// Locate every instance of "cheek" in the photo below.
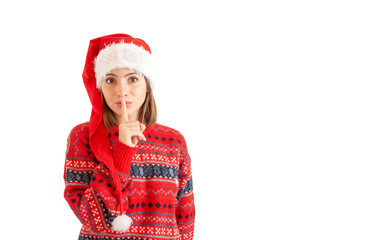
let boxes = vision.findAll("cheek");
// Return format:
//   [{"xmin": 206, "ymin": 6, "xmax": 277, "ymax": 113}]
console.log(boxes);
[
  {"xmin": 135, "ymin": 85, "xmax": 147, "ymax": 100},
  {"xmin": 102, "ymin": 88, "xmax": 115, "ymax": 104}
]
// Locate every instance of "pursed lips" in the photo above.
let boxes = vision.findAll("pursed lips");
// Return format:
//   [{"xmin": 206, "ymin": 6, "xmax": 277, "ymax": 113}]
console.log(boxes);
[{"xmin": 116, "ymin": 101, "xmax": 132, "ymax": 105}]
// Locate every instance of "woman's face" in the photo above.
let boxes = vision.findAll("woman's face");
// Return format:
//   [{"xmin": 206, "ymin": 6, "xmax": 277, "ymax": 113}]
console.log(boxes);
[{"xmin": 101, "ymin": 68, "xmax": 147, "ymax": 123}]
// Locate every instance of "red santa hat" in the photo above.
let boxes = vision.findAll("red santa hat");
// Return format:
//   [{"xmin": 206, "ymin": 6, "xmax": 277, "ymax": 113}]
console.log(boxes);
[
  {"xmin": 82, "ymin": 33, "xmax": 154, "ymax": 233},
  {"xmin": 94, "ymin": 35, "xmax": 153, "ymax": 89}
]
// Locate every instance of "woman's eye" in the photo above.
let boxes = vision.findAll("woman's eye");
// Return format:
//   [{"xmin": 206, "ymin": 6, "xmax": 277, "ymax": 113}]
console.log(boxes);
[
  {"xmin": 106, "ymin": 78, "xmax": 115, "ymax": 84},
  {"xmin": 130, "ymin": 77, "xmax": 138, "ymax": 83}
]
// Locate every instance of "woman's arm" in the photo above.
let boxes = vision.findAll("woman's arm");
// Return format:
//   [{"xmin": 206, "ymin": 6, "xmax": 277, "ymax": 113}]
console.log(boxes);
[
  {"xmin": 175, "ymin": 135, "xmax": 195, "ymax": 240},
  {"xmin": 63, "ymin": 123, "xmax": 137, "ymax": 233}
]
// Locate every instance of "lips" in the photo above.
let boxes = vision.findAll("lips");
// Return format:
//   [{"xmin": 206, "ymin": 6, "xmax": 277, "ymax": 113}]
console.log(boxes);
[{"xmin": 116, "ymin": 101, "xmax": 132, "ymax": 106}]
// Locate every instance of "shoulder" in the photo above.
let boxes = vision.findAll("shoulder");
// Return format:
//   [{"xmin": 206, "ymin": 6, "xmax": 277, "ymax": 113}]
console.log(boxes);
[
  {"xmin": 66, "ymin": 121, "xmax": 93, "ymax": 157},
  {"xmin": 151, "ymin": 123, "xmax": 185, "ymax": 137},
  {"xmin": 150, "ymin": 123, "xmax": 189, "ymax": 148},
  {"xmin": 69, "ymin": 121, "xmax": 89, "ymax": 133},
  {"xmin": 67, "ymin": 121, "xmax": 90, "ymax": 142},
  {"xmin": 151, "ymin": 124, "xmax": 192, "ymax": 168}
]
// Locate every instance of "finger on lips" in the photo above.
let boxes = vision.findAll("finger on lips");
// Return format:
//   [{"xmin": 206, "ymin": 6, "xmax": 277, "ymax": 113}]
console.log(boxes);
[
  {"xmin": 119, "ymin": 98, "xmax": 146, "ymax": 144},
  {"xmin": 120, "ymin": 98, "xmax": 130, "ymax": 123}
]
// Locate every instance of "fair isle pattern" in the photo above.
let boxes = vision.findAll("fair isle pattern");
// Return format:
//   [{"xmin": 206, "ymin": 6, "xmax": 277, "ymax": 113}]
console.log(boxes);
[{"xmin": 64, "ymin": 122, "xmax": 195, "ymax": 240}]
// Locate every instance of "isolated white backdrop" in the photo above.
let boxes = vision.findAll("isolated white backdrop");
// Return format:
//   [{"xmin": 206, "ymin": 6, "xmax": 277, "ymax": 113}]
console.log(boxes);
[{"xmin": 0, "ymin": 0, "xmax": 365, "ymax": 239}]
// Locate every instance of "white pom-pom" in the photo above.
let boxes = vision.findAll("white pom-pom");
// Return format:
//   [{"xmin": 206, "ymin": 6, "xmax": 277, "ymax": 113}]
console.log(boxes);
[{"xmin": 111, "ymin": 214, "xmax": 133, "ymax": 232}]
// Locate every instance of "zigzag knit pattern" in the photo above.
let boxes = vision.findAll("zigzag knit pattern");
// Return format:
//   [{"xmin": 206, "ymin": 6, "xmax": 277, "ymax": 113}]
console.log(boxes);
[{"xmin": 64, "ymin": 122, "xmax": 195, "ymax": 240}]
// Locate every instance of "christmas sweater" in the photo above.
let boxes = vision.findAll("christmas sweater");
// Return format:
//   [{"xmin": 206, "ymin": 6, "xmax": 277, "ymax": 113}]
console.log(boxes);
[{"xmin": 64, "ymin": 122, "xmax": 195, "ymax": 240}]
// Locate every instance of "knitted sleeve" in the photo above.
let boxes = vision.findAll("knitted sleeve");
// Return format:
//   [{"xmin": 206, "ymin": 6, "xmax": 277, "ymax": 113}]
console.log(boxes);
[
  {"xmin": 175, "ymin": 134, "xmax": 195, "ymax": 240},
  {"xmin": 63, "ymin": 123, "xmax": 136, "ymax": 233}
]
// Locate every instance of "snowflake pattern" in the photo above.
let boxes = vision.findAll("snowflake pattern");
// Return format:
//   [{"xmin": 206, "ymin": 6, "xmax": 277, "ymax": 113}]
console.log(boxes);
[{"xmin": 65, "ymin": 122, "xmax": 194, "ymax": 239}]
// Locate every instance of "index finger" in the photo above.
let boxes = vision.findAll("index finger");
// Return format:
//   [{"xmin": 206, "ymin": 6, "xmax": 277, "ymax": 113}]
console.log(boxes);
[{"xmin": 120, "ymin": 98, "xmax": 129, "ymax": 123}]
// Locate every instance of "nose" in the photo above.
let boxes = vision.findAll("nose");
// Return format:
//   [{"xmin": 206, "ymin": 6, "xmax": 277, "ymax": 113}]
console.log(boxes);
[{"xmin": 117, "ymin": 80, "xmax": 129, "ymax": 98}]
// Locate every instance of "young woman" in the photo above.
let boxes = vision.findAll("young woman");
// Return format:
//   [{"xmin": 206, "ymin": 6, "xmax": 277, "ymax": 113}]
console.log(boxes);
[{"xmin": 64, "ymin": 34, "xmax": 195, "ymax": 240}]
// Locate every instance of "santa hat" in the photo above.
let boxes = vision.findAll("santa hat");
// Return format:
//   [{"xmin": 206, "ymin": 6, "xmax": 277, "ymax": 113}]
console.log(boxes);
[
  {"xmin": 94, "ymin": 36, "xmax": 153, "ymax": 89},
  {"xmin": 82, "ymin": 33, "xmax": 154, "ymax": 233}
]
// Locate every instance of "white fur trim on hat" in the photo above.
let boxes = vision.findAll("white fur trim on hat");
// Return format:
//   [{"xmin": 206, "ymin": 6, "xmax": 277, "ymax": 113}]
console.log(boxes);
[{"xmin": 94, "ymin": 41, "xmax": 153, "ymax": 89}]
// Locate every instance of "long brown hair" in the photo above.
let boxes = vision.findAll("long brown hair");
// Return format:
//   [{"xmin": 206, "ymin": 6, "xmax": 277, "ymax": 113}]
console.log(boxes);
[{"xmin": 100, "ymin": 77, "xmax": 157, "ymax": 130}]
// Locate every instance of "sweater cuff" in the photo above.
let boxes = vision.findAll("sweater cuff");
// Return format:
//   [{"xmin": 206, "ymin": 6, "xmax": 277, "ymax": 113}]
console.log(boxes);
[{"xmin": 112, "ymin": 141, "xmax": 138, "ymax": 175}]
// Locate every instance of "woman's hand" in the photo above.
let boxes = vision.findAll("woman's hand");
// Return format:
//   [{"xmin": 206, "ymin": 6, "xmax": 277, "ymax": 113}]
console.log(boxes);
[{"xmin": 118, "ymin": 98, "xmax": 147, "ymax": 147}]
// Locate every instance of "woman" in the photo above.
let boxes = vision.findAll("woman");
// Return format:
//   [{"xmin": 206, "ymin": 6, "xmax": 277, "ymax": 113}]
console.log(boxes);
[{"xmin": 64, "ymin": 34, "xmax": 195, "ymax": 240}]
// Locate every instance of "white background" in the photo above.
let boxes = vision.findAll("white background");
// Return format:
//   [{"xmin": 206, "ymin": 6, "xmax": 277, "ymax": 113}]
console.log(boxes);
[{"xmin": 1, "ymin": 0, "xmax": 365, "ymax": 239}]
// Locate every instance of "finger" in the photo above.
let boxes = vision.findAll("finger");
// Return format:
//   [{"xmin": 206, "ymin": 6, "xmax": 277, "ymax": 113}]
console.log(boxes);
[
  {"xmin": 132, "ymin": 136, "xmax": 138, "ymax": 145},
  {"xmin": 134, "ymin": 133, "xmax": 146, "ymax": 142},
  {"xmin": 140, "ymin": 123, "xmax": 146, "ymax": 132},
  {"xmin": 141, "ymin": 134, "xmax": 147, "ymax": 141},
  {"xmin": 137, "ymin": 123, "xmax": 146, "ymax": 141},
  {"xmin": 138, "ymin": 133, "xmax": 147, "ymax": 142},
  {"xmin": 120, "ymin": 98, "xmax": 129, "ymax": 123}
]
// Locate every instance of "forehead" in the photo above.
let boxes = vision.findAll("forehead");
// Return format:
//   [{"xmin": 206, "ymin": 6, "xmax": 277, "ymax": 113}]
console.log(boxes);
[{"xmin": 108, "ymin": 68, "xmax": 138, "ymax": 75}]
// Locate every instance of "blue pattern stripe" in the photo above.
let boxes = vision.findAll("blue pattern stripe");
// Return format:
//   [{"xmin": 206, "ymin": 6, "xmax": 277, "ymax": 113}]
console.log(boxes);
[{"xmin": 130, "ymin": 164, "xmax": 178, "ymax": 179}]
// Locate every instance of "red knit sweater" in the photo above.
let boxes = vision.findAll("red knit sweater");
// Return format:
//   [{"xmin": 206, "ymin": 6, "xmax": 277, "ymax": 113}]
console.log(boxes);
[{"xmin": 64, "ymin": 122, "xmax": 195, "ymax": 240}]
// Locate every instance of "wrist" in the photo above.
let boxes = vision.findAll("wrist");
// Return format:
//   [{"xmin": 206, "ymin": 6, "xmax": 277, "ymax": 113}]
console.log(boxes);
[{"xmin": 112, "ymin": 140, "xmax": 138, "ymax": 175}]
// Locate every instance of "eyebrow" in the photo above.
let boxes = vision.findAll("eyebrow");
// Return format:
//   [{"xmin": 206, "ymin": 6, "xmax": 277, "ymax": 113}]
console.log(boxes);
[
  {"xmin": 105, "ymin": 72, "xmax": 139, "ymax": 78},
  {"xmin": 106, "ymin": 73, "xmax": 117, "ymax": 77},
  {"xmin": 123, "ymin": 72, "xmax": 139, "ymax": 77}
]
